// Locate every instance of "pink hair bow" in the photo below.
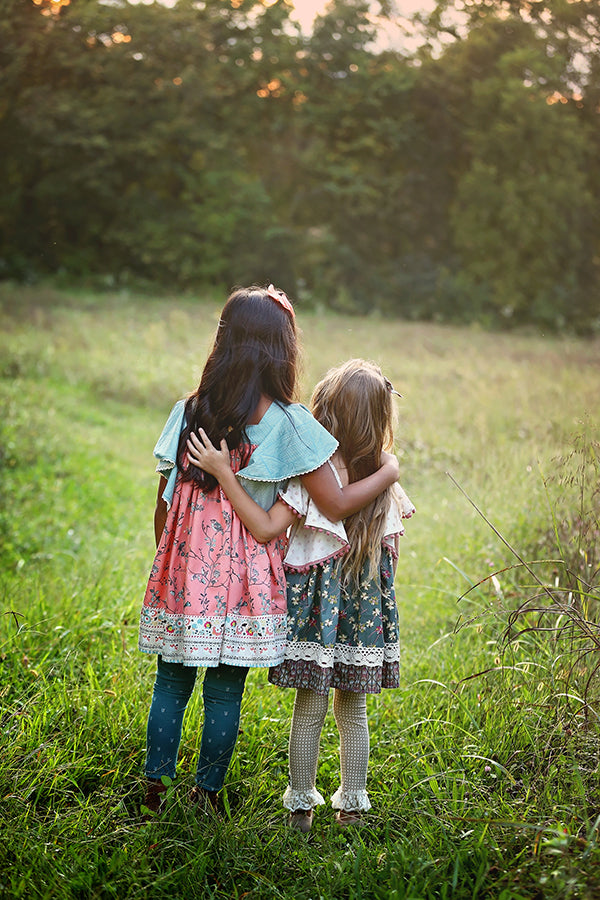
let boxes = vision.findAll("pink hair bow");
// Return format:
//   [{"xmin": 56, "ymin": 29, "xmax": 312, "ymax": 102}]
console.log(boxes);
[{"xmin": 266, "ymin": 283, "xmax": 295, "ymax": 319}]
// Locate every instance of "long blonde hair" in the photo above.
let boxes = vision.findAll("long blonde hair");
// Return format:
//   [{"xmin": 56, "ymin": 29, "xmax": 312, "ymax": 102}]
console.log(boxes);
[{"xmin": 311, "ymin": 359, "xmax": 398, "ymax": 584}]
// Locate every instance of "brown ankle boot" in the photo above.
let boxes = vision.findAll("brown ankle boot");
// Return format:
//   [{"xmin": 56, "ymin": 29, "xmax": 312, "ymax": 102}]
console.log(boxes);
[
  {"xmin": 189, "ymin": 785, "xmax": 220, "ymax": 813},
  {"xmin": 289, "ymin": 809, "xmax": 313, "ymax": 833},
  {"xmin": 334, "ymin": 809, "xmax": 364, "ymax": 828},
  {"xmin": 141, "ymin": 779, "xmax": 168, "ymax": 817}
]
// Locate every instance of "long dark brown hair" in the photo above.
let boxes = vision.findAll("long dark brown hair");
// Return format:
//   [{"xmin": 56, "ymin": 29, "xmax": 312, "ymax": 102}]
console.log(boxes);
[
  {"xmin": 311, "ymin": 359, "xmax": 397, "ymax": 583},
  {"xmin": 178, "ymin": 285, "xmax": 298, "ymax": 492}
]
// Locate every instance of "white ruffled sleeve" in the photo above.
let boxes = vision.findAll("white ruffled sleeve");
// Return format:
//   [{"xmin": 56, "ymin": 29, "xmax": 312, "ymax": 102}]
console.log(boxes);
[
  {"xmin": 383, "ymin": 482, "xmax": 416, "ymax": 553},
  {"xmin": 279, "ymin": 472, "xmax": 349, "ymax": 572}
]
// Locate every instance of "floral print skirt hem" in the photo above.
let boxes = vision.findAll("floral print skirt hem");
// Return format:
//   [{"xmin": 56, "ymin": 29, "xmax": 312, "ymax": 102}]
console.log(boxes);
[
  {"xmin": 269, "ymin": 659, "xmax": 400, "ymax": 694},
  {"xmin": 139, "ymin": 612, "xmax": 288, "ymax": 668}
]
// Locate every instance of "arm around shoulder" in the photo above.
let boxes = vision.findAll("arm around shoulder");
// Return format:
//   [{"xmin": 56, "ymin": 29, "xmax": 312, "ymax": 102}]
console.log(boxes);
[
  {"xmin": 301, "ymin": 451, "xmax": 399, "ymax": 522},
  {"xmin": 215, "ymin": 466, "xmax": 295, "ymax": 542},
  {"xmin": 186, "ymin": 429, "xmax": 295, "ymax": 542}
]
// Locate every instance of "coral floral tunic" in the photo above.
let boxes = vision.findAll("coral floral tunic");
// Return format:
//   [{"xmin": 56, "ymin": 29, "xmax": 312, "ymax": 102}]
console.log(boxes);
[{"xmin": 138, "ymin": 399, "xmax": 337, "ymax": 668}]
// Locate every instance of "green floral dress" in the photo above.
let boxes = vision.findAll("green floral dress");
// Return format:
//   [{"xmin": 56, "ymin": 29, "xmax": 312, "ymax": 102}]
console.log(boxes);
[{"xmin": 269, "ymin": 473, "xmax": 415, "ymax": 694}]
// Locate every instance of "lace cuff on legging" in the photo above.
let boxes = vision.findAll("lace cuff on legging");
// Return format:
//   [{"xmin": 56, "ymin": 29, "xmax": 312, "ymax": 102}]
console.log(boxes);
[
  {"xmin": 331, "ymin": 787, "xmax": 371, "ymax": 812},
  {"xmin": 282, "ymin": 785, "xmax": 325, "ymax": 811}
]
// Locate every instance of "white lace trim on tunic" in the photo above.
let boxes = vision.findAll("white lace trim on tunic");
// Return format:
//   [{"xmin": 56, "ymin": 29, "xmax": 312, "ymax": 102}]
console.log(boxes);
[{"xmin": 138, "ymin": 612, "xmax": 287, "ymax": 668}]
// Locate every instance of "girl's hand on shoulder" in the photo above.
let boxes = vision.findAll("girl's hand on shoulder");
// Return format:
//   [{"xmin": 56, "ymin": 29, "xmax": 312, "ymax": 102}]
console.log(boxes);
[
  {"xmin": 381, "ymin": 450, "xmax": 400, "ymax": 482},
  {"xmin": 187, "ymin": 429, "xmax": 232, "ymax": 478}
]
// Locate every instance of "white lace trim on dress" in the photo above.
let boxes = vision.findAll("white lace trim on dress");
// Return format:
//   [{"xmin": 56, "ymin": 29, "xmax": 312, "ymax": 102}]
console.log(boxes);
[{"xmin": 282, "ymin": 640, "xmax": 400, "ymax": 667}]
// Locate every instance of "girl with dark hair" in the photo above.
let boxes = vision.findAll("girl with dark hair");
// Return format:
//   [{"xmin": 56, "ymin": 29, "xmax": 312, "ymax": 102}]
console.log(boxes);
[
  {"xmin": 138, "ymin": 288, "xmax": 399, "ymax": 814},
  {"xmin": 189, "ymin": 359, "xmax": 414, "ymax": 831}
]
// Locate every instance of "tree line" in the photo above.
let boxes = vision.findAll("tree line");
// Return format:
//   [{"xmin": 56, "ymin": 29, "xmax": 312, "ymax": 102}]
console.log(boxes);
[{"xmin": 2, "ymin": 0, "xmax": 599, "ymax": 330}]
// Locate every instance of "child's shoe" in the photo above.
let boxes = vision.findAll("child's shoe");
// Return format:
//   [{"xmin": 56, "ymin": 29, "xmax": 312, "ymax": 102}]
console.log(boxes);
[
  {"xmin": 289, "ymin": 808, "xmax": 313, "ymax": 833},
  {"xmin": 141, "ymin": 779, "xmax": 168, "ymax": 818},
  {"xmin": 334, "ymin": 809, "xmax": 364, "ymax": 828},
  {"xmin": 189, "ymin": 784, "xmax": 220, "ymax": 814}
]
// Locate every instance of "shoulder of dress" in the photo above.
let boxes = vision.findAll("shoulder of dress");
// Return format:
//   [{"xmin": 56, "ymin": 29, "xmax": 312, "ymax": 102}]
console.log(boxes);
[
  {"xmin": 268, "ymin": 401, "xmax": 312, "ymax": 424},
  {"xmin": 287, "ymin": 401, "xmax": 314, "ymax": 419}
]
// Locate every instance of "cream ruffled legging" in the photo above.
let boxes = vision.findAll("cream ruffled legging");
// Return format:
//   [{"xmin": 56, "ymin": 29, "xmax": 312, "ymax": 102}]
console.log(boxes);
[{"xmin": 282, "ymin": 688, "xmax": 371, "ymax": 813}]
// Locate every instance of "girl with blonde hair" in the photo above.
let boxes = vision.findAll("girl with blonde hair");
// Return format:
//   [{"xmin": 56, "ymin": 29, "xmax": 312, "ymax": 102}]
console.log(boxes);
[{"xmin": 189, "ymin": 358, "xmax": 414, "ymax": 829}]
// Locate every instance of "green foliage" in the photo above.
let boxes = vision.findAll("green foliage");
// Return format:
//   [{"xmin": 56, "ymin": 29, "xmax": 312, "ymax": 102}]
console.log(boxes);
[
  {"xmin": 1, "ymin": 0, "xmax": 599, "ymax": 329},
  {"xmin": 442, "ymin": 16, "xmax": 595, "ymax": 328},
  {"xmin": 1, "ymin": 287, "xmax": 600, "ymax": 897}
]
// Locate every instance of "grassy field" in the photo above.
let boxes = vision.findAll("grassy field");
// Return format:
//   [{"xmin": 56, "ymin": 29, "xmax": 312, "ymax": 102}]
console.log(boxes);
[{"xmin": 1, "ymin": 283, "xmax": 599, "ymax": 899}]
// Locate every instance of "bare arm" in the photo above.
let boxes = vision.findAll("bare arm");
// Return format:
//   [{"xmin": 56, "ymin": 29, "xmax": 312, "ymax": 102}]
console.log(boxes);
[
  {"xmin": 300, "ymin": 451, "xmax": 399, "ymax": 522},
  {"xmin": 154, "ymin": 476, "xmax": 168, "ymax": 547},
  {"xmin": 186, "ymin": 429, "xmax": 399, "ymax": 527},
  {"xmin": 186, "ymin": 430, "xmax": 296, "ymax": 543}
]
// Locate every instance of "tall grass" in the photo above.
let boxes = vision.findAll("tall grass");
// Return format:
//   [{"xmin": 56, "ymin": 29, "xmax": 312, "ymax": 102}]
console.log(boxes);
[{"xmin": 1, "ymin": 283, "xmax": 600, "ymax": 899}]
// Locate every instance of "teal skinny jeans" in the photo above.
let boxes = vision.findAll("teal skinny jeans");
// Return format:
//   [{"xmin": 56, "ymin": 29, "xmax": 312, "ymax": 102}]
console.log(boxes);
[{"xmin": 145, "ymin": 657, "xmax": 248, "ymax": 792}]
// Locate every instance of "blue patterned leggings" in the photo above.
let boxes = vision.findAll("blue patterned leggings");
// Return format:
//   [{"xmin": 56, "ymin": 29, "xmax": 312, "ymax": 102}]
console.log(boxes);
[{"xmin": 144, "ymin": 657, "xmax": 248, "ymax": 792}]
